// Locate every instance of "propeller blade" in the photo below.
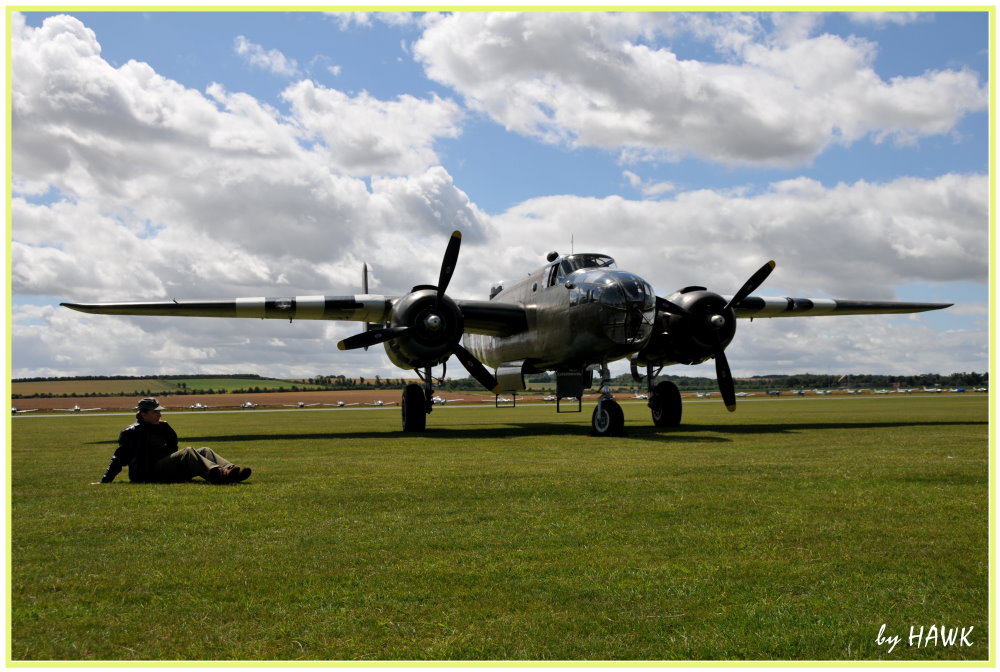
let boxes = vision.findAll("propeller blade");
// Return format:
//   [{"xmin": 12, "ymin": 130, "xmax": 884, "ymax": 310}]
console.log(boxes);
[
  {"xmin": 437, "ymin": 230, "xmax": 462, "ymax": 301},
  {"xmin": 726, "ymin": 260, "xmax": 776, "ymax": 311},
  {"xmin": 451, "ymin": 342, "xmax": 500, "ymax": 394},
  {"xmin": 337, "ymin": 326, "xmax": 409, "ymax": 351},
  {"xmin": 656, "ymin": 296, "xmax": 691, "ymax": 316},
  {"xmin": 715, "ymin": 348, "xmax": 737, "ymax": 412}
]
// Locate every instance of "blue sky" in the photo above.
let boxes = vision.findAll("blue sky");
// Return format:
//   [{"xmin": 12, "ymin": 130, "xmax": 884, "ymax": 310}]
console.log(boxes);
[{"xmin": 9, "ymin": 9, "xmax": 991, "ymax": 381}]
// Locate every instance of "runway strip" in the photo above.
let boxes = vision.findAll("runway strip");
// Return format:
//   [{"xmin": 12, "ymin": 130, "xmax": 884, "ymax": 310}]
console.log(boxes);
[{"xmin": 12, "ymin": 392, "xmax": 985, "ymax": 419}]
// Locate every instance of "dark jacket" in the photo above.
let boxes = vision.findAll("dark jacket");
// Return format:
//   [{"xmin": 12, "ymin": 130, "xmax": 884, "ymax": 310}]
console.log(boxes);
[{"xmin": 100, "ymin": 419, "xmax": 179, "ymax": 483}]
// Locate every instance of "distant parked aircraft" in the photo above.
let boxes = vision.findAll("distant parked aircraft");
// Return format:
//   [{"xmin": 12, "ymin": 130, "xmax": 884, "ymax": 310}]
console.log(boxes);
[
  {"xmin": 240, "ymin": 401, "xmax": 259, "ymax": 409},
  {"xmin": 284, "ymin": 402, "xmax": 320, "ymax": 408},
  {"xmin": 55, "ymin": 404, "xmax": 101, "ymax": 412},
  {"xmin": 12, "ymin": 407, "xmax": 38, "ymax": 414}
]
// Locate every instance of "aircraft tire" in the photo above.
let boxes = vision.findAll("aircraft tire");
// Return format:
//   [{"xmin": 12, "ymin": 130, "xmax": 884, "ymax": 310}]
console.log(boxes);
[
  {"xmin": 650, "ymin": 380, "xmax": 682, "ymax": 427},
  {"xmin": 591, "ymin": 399, "xmax": 625, "ymax": 437},
  {"xmin": 401, "ymin": 383, "xmax": 426, "ymax": 432}
]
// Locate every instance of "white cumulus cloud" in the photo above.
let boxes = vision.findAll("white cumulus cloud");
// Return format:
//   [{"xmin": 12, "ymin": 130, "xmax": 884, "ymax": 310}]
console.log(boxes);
[
  {"xmin": 413, "ymin": 12, "xmax": 986, "ymax": 166},
  {"xmin": 234, "ymin": 35, "xmax": 300, "ymax": 77}
]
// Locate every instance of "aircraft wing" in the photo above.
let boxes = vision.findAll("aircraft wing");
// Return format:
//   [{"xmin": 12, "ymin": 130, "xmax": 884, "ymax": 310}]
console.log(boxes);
[
  {"xmin": 733, "ymin": 296, "xmax": 952, "ymax": 318},
  {"xmin": 62, "ymin": 292, "xmax": 941, "ymax": 328},
  {"xmin": 60, "ymin": 295, "xmax": 531, "ymax": 336},
  {"xmin": 60, "ymin": 295, "xmax": 395, "ymax": 322},
  {"xmin": 456, "ymin": 300, "xmax": 529, "ymax": 337}
]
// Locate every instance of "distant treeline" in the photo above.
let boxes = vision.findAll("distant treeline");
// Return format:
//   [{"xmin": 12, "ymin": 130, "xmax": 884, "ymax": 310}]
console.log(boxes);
[{"xmin": 13, "ymin": 374, "xmax": 267, "ymax": 383}]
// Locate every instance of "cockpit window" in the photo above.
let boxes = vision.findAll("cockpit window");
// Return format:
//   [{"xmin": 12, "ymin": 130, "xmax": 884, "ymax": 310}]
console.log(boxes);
[
  {"xmin": 560, "ymin": 254, "xmax": 616, "ymax": 274},
  {"xmin": 547, "ymin": 254, "xmax": 618, "ymax": 288}
]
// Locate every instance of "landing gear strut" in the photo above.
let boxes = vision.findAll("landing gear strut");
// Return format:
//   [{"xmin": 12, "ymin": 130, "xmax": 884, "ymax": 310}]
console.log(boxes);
[{"xmin": 591, "ymin": 363, "xmax": 625, "ymax": 437}]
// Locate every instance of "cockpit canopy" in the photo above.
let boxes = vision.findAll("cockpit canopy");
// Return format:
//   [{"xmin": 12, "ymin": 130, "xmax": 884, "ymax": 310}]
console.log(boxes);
[
  {"xmin": 550, "ymin": 254, "xmax": 617, "ymax": 286},
  {"xmin": 561, "ymin": 254, "xmax": 616, "ymax": 274}
]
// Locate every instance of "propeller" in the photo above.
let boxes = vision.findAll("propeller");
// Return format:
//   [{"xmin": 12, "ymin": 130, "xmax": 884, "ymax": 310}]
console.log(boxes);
[
  {"xmin": 337, "ymin": 325, "xmax": 410, "ymax": 351},
  {"xmin": 711, "ymin": 260, "xmax": 775, "ymax": 411},
  {"xmin": 337, "ymin": 231, "xmax": 501, "ymax": 394},
  {"xmin": 452, "ymin": 342, "xmax": 501, "ymax": 393},
  {"xmin": 726, "ymin": 260, "xmax": 775, "ymax": 313},
  {"xmin": 437, "ymin": 230, "xmax": 462, "ymax": 302}
]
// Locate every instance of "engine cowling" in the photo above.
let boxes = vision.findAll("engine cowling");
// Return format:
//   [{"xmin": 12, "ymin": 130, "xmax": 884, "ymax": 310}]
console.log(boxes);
[
  {"xmin": 635, "ymin": 287, "xmax": 736, "ymax": 367},
  {"xmin": 383, "ymin": 286, "xmax": 465, "ymax": 370}
]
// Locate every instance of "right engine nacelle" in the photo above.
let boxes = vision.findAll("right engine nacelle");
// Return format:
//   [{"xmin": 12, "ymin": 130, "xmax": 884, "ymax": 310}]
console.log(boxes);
[{"xmin": 635, "ymin": 287, "xmax": 737, "ymax": 367}]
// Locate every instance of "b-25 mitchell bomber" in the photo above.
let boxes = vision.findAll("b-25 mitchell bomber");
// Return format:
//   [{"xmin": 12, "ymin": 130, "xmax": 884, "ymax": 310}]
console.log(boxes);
[{"xmin": 62, "ymin": 231, "xmax": 950, "ymax": 436}]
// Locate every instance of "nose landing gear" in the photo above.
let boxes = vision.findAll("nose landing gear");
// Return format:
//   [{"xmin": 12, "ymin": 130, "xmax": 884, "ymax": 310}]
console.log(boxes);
[{"xmin": 591, "ymin": 363, "xmax": 626, "ymax": 437}]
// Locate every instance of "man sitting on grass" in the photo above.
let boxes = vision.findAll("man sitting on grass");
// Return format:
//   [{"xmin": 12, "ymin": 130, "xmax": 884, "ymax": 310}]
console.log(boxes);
[{"xmin": 93, "ymin": 397, "xmax": 252, "ymax": 485}]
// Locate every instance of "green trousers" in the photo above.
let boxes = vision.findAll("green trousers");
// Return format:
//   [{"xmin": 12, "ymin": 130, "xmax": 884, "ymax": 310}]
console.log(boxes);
[{"xmin": 153, "ymin": 447, "xmax": 234, "ymax": 483}]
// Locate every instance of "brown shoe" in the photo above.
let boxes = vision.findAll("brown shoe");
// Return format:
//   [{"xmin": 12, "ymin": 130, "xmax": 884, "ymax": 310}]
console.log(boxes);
[{"xmin": 223, "ymin": 465, "xmax": 252, "ymax": 483}]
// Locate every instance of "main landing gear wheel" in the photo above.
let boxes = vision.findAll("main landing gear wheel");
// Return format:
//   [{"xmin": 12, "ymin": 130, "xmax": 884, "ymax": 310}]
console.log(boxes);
[
  {"xmin": 401, "ymin": 383, "xmax": 426, "ymax": 432},
  {"xmin": 650, "ymin": 380, "xmax": 682, "ymax": 427},
  {"xmin": 592, "ymin": 399, "xmax": 625, "ymax": 437}
]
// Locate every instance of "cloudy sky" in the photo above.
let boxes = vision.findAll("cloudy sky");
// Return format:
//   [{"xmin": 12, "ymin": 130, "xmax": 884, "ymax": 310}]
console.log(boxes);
[{"xmin": 10, "ymin": 9, "xmax": 990, "ymax": 383}]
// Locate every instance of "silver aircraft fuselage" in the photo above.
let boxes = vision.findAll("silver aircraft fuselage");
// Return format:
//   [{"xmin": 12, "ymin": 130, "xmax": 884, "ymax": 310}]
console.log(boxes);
[{"xmin": 464, "ymin": 254, "xmax": 656, "ymax": 371}]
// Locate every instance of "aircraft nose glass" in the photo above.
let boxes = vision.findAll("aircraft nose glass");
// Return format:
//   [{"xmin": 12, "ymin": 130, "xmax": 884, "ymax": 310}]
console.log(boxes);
[{"xmin": 598, "ymin": 275, "xmax": 656, "ymax": 345}]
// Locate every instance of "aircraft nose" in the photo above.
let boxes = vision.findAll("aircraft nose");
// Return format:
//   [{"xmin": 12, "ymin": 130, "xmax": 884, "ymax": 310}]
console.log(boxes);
[{"xmin": 598, "ymin": 273, "xmax": 656, "ymax": 345}]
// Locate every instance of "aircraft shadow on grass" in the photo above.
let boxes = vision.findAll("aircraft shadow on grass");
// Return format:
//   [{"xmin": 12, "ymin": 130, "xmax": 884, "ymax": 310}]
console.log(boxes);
[{"xmin": 86, "ymin": 419, "xmax": 986, "ymax": 445}]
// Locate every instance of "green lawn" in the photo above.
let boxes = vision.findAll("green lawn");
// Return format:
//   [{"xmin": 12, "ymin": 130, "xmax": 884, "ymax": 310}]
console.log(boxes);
[{"xmin": 9, "ymin": 395, "xmax": 990, "ymax": 661}]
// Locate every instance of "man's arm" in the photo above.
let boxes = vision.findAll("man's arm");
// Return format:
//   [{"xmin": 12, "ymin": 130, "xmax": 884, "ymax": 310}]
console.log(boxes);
[
  {"xmin": 95, "ymin": 427, "xmax": 135, "ymax": 483},
  {"xmin": 97, "ymin": 453, "xmax": 124, "ymax": 483}
]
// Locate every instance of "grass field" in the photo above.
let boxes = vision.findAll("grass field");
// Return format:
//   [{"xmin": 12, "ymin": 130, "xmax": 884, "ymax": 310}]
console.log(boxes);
[{"xmin": 9, "ymin": 395, "xmax": 990, "ymax": 661}]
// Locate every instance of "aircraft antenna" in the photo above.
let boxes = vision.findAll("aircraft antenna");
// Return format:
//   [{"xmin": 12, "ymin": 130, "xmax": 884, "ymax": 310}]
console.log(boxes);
[{"xmin": 571, "ymin": 235, "xmax": 574, "ymax": 254}]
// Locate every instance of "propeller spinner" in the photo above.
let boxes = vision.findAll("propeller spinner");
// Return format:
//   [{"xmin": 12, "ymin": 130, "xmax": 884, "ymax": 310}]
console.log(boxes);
[{"xmin": 337, "ymin": 231, "xmax": 501, "ymax": 394}]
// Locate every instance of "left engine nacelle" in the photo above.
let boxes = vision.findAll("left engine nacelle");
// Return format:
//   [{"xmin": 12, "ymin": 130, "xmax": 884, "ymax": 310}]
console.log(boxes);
[{"xmin": 383, "ymin": 286, "xmax": 465, "ymax": 370}]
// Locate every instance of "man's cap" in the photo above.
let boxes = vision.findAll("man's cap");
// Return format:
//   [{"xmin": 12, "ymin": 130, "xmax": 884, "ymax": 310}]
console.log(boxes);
[{"xmin": 136, "ymin": 397, "xmax": 166, "ymax": 411}]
